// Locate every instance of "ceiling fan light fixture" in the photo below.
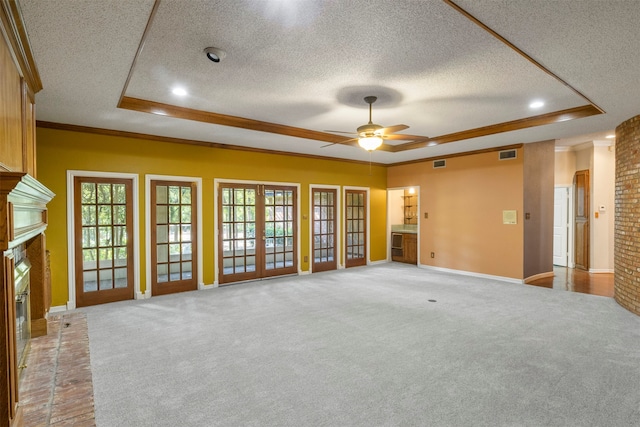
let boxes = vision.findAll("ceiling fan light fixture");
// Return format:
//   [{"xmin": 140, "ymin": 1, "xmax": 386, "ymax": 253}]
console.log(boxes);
[
  {"xmin": 204, "ymin": 47, "xmax": 226, "ymax": 63},
  {"xmin": 358, "ymin": 135, "xmax": 383, "ymax": 151}
]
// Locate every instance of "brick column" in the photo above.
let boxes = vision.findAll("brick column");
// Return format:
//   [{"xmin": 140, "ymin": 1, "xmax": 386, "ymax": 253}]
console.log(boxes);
[{"xmin": 614, "ymin": 115, "xmax": 640, "ymax": 315}]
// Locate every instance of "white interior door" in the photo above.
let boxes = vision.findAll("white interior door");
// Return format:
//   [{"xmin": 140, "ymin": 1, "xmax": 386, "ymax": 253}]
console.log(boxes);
[{"xmin": 553, "ymin": 186, "xmax": 569, "ymax": 266}]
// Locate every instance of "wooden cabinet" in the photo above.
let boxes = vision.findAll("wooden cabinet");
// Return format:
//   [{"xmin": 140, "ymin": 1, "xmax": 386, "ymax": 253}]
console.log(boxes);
[
  {"xmin": 403, "ymin": 233, "xmax": 417, "ymax": 264},
  {"xmin": 1, "ymin": 2, "xmax": 46, "ymax": 425},
  {"xmin": 391, "ymin": 232, "xmax": 417, "ymax": 265}
]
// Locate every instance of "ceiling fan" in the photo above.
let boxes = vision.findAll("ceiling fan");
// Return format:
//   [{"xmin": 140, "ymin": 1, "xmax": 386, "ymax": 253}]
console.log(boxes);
[{"xmin": 324, "ymin": 96, "xmax": 426, "ymax": 151}]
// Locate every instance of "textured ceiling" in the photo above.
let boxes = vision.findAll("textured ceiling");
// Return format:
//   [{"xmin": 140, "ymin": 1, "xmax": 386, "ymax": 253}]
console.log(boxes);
[{"xmin": 19, "ymin": 0, "xmax": 638, "ymax": 164}]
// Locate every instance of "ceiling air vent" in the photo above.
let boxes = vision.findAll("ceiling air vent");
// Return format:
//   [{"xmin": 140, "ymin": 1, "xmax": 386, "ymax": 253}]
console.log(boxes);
[
  {"xmin": 433, "ymin": 159, "xmax": 446, "ymax": 169},
  {"xmin": 499, "ymin": 149, "xmax": 517, "ymax": 160}
]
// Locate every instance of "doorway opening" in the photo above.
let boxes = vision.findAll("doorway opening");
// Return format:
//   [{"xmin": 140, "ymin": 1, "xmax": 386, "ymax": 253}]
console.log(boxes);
[{"xmin": 387, "ymin": 187, "xmax": 419, "ymax": 264}]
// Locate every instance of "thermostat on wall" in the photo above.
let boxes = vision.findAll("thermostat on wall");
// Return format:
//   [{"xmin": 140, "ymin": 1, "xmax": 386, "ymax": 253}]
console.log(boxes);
[{"xmin": 503, "ymin": 210, "xmax": 517, "ymax": 225}]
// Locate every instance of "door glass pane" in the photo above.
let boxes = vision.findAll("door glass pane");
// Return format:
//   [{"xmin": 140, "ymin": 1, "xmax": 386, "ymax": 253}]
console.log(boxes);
[
  {"xmin": 181, "ymin": 262, "xmax": 192, "ymax": 280},
  {"xmin": 182, "ymin": 243, "xmax": 192, "ymax": 261},
  {"xmin": 169, "ymin": 205, "xmax": 180, "ymax": 223},
  {"xmin": 114, "ymin": 226, "xmax": 127, "ymax": 246},
  {"xmin": 157, "ymin": 245, "xmax": 168, "ymax": 263},
  {"xmin": 83, "ymin": 270, "xmax": 97, "ymax": 292},
  {"xmin": 157, "ymin": 264, "xmax": 168, "ymax": 282},
  {"xmin": 98, "ymin": 248, "xmax": 113, "ymax": 269},
  {"xmin": 181, "ymin": 206, "xmax": 191, "ymax": 222},
  {"xmin": 169, "ymin": 186, "xmax": 180, "ymax": 204},
  {"xmin": 82, "ymin": 227, "xmax": 96, "ymax": 248},
  {"xmin": 81, "ymin": 183, "xmax": 96, "ymax": 203},
  {"xmin": 170, "ymin": 262, "xmax": 180, "ymax": 279},
  {"xmin": 156, "ymin": 185, "xmax": 168, "ymax": 204},
  {"xmin": 113, "ymin": 184, "xmax": 126, "ymax": 204},
  {"xmin": 157, "ymin": 225, "xmax": 168, "ymax": 243},
  {"xmin": 181, "ymin": 186, "xmax": 191, "ymax": 204},
  {"xmin": 114, "ymin": 268, "xmax": 127, "ymax": 288},
  {"xmin": 82, "ymin": 206, "xmax": 96, "ymax": 225},
  {"xmin": 114, "ymin": 205, "xmax": 127, "ymax": 224},
  {"xmin": 246, "ymin": 256, "xmax": 256, "ymax": 272},
  {"xmin": 99, "ymin": 269, "xmax": 113, "ymax": 290},
  {"xmin": 97, "ymin": 184, "xmax": 111, "ymax": 204}
]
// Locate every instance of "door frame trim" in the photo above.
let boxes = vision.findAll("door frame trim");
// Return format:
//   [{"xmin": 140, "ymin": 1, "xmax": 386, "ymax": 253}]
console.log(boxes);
[
  {"xmin": 309, "ymin": 184, "xmax": 342, "ymax": 272},
  {"xmin": 213, "ymin": 178, "xmax": 301, "ymax": 285},
  {"xmin": 66, "ymin": 170, "xmax": 141, "ymax": 309},
  {"xmin": 554, "ymin": 185, "xmax": 574, "ymax": 268},
  {"xmin": 386, "ymin": 186, "xmax": 420, "ymax": 263},
  {"xmin": 145, "ymin": 174, "xmax": 203, "ymax": 297},
  {"xmin": 342, "ymin": 186, "xmax": 371, "ymax": 267}
]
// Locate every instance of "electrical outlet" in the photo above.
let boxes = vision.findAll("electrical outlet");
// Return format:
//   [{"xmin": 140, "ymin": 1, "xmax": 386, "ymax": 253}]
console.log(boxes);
[
  {"xmin": 424, "ymin": 212, "xmax": 428, "ymax": 219},
  {"xmin": 304, "ymin": 256, "xmax": 308, "ymax": 262},
  {"xmin": 430, "ymin": 252, "xmax": 435, "ymax": 258}
]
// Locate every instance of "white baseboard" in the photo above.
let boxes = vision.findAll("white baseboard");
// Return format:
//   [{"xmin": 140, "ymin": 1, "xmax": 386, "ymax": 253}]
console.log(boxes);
[
  {"xmin": 49, "ymin": 305, "xmax": 68, "ymax": 313},
  {"xmin": 369, "ymin": 259, "xmax": 389, "ymax": 266},
  {"xmin": 418, "ymin": 264, "xmax": 523, "ymax": 284},
  {"xmin": 298, "ymin": 270, "xmax": 311, "ymax": 276},
  {"xmin": 589, "ymin": 268, "xmax": 614, "ymax": 274},
  {"xmin": 199, "ymin": 283, "xmax": 218, "ymax": 290}
]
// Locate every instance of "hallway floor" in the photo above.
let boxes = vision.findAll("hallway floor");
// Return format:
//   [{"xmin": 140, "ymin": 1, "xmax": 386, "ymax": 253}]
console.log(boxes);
[
  {"xmin": 527, "ymin": 266, "xmax": 614, "ymax": 297},
  {"xmin": 19, "ymin": 266, "xmax": 615, "ymax": 426}
]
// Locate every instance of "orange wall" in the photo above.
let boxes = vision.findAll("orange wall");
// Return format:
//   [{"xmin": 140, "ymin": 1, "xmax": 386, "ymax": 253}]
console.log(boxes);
[
  {"xmin": 388, "ymin": 149, "xmax": 524, "ymax": 279},
  {"xmin": 36, "ymin": 127, "xmax": 387, "ymax": 306}
]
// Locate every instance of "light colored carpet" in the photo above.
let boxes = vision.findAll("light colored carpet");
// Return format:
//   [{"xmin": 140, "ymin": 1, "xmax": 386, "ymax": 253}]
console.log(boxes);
[{"xmin": 83, "ymin": 263, "xmax": 640, "ymax": 426}]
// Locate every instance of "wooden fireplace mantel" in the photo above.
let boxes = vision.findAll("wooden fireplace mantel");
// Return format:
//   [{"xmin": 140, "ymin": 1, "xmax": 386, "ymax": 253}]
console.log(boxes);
[
  {"xmin": 0, "ymin": 172, "xmax": 54, "ymax": 426},
  {"xmin": 0, "ymin": 172, "xmax": 54, "ymax": 251}
]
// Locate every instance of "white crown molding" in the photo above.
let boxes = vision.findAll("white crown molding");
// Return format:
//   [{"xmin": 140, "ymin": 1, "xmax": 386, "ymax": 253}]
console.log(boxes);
[{"xmin": 554, "ymin": 146, "xmax": 572, "ymax": 152}]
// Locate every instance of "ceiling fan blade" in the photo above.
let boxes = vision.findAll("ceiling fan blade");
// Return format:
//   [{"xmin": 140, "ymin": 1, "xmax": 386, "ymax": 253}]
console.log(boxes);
[
  {"xmin": 383, "ymin": 133, "xmax": 429, "ymax": 141},
  {"xmin": 379, "ymin": 124, "xmax": 409, "ymax": 134},
  {"xmin": 320, "ymin": 137, "xmax": 358, "ymax": 148},
  {"xmin": 323, "ymin": 130, "xmax": 358, "ymax": 135}
]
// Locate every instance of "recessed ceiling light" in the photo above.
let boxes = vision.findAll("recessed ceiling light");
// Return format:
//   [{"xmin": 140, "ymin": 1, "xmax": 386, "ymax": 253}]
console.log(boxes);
[
  {"xmin": 529, "ymin": 100, "xmax": 545, "ymax": 109},
  {"xmin": 204, "ymin": 47, "xmax": 226, "ymax": 63},
  {"xmin": 172, "ymin": 87, "xmax": 187, "ymax": 97},
  {"xmin": 606, "ymin": 134, "xmax": 615, "ymax": 139}
]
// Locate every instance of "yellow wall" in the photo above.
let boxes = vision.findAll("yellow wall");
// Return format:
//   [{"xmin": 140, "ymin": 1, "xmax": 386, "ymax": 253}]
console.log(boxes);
[
  {"xmin": 36, "ymin": 127, "xmax": 387, "ymax": 306},
  {"xmin": 387, "ymin": 149, "xmax": 524, "ymax": 279}
]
